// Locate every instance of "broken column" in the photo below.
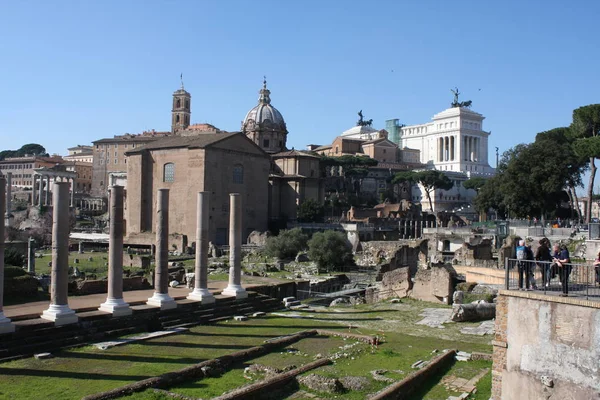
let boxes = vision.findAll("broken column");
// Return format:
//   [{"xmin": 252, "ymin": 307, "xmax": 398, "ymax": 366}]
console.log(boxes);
[
  {"xmin": 147, "ymin": 188, "xmax": 177, "ymax": 309},
  {"xmin": 41, "ymin": 182, "xmax": 78, "ymax": 325},
  {"xmin": 222, "ymin": 193, "xmax": 247, "ymax": 299},
  {"xmin": 31, "ymin": 175, "xmax": 37, "ymax": 206},
  {"xmin": 44, "ymin": 176, "xmax": 50, "ymax": 206},
  {"xmin": 4, "ymin": 172, "xmax": 12, "ymax": 227},
  {"xmin": 188, "ymin": 192, "xmax": 215, "ymax": 303},
  {"xmin": 37, "ymin": 175, "xmax": 43, "ymax": 206},
  {"xmin": 78, "ymin": 241, "xmax": 84, "ymax": 254},
  {"xmin": 99, "ymin": 186, "xmax": 132, "ymax": 316},
  {"xmin": 0, "ymin": 176, "xmax": 16, "ymax": 333},
  {"xmin": 27, "ymin": 237, "xmax": 36, "ymax": 274}
]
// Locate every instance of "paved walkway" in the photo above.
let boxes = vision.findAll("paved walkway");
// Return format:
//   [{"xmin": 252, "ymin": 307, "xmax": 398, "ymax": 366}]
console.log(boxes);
[{"xmin": 3, "ymin": 278, "xmax": 282, "ymax": 319}]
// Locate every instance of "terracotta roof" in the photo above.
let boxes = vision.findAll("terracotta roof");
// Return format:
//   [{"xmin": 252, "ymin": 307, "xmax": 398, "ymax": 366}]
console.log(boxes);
[
  {"xmin": 272, "ymin": 149, "xmax": 320, "ymax": 159},
  {"xmin": 125, "ymin": 132, "xmax": 268, "ymax": 156}
]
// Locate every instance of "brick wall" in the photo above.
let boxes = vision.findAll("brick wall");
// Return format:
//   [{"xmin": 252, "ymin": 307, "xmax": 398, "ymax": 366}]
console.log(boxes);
[{"xmin": 491, "ymin": 294, "xmax": 507, "ymax": 400}]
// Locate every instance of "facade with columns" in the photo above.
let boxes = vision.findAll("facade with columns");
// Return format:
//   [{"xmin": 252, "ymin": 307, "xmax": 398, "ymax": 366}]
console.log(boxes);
[{"xmin": 387, "ymin": 105, "xmax": 495, "ymax": 213}]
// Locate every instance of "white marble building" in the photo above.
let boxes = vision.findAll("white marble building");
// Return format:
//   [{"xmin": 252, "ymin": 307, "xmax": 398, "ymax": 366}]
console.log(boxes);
[
  {"xmin": 387, "ymin": 105, "xmax": 495, "ymax": 214},
  {"xmin": 395, "ymin": 106, "xmax": 494, "ymax": 176}
]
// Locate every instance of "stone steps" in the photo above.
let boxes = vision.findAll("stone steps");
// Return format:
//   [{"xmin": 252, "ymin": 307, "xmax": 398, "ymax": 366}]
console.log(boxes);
[{"xmin": 0, "ymin": 292, "xmax": 284, "ymax": 361}]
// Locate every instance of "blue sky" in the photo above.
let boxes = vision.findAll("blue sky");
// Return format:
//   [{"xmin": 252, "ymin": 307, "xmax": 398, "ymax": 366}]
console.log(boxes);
[{"xmin": 1, "ymin": 0, "xmax": 598, "ymax": 178}]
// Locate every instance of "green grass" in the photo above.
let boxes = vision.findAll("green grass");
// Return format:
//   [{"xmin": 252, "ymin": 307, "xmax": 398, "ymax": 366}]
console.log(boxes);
[
  {"xmin": 0, "ymin": 300, "xmax": 493, "ymax": 400},
  {"xmin": 469, "ymin": 369, "xmax": 492, "ymax": 400},
  {"xmin": 34, "ymin": 251, "xmax": 112, "ymax": 279}
]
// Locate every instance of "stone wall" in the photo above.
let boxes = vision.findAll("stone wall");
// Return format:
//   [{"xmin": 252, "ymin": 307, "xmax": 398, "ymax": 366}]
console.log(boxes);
[
  {"xmin": 75, "ymin": 276, "xmax": 149, "ymax": 295},
  {"xmin": 368, "ymin": 264, "xmax": 456, "ymax": 305},
  {"xmin": 411, "ymin": 264, "xmax": 456, "ymax": 304},
  {"xmin": 492, "ymin": 291, "xmax": 600, "ymax": 399},
  {"xmin": 356, "ymin": 240, "xmax": 428, "ymax": 275},
  {"xmin": 126, "ymin": 254, "xmax": 151, "ymax": 269}
]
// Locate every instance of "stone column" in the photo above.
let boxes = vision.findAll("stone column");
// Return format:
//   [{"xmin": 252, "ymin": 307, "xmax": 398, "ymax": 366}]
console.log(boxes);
[
  {"xmin": 78, "ymin": 241, "xmax": 84, "ymax": 254},
  {"xmin": 5, "ymin": 172, "xmax": 12, "ymax": 227},
  {"xmin": 100, "ymin": 186, "xmax": 132, "ymax": 316},
  {"xmin": 188, "ymin": 192, "xmax": 215, "ymax": 303},
  {"xmin": 222, "ymin": 193, "xmax": 247, "ymax": 299},
  {"xmin": 27, "ymin": 237, "xmax": 36, "ymax": 274},
  {"xmin": 32, "ymin": 175, "xmax": 37, "ymax": 206},
  {"xmin": 0, "ymin": 177, "xmax": 15, "ymax": 333},
  {"xmin": 70, "ymin": 178, "xmax": 75, "ymax": 208},
  {"xmin": 41, "ymin": 182, "xmax": 78, "ymax": 325},
  {"xmin": 44, "ymin": 175, "xmax": 50, "ymax": 206},
  {"xmin": 147, "ymin": 189, "xmax": 176, "ymax": 309},
  {"xmin": 37, "ymin": 174, "xmax": 44, "ymax": 206}
]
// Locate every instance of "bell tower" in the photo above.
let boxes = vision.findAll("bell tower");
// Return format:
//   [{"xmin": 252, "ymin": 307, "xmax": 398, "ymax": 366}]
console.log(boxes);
[{"xmin": 171, "ymin": 75, "xmax": 191, "ymax": 133}]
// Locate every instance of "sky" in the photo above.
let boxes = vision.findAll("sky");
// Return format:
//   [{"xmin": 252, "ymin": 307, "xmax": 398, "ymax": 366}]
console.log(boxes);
[{"xmin": 1, "ymin": 0, "xmax": 599, "ymax": 185}]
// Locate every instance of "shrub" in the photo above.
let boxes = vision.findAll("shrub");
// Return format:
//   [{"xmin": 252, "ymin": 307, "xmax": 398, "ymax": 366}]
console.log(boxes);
[
  {"xmin": 4, "ymin": 266, "xmax": 27, "ymax": 278},
  {"xmin": 4, "ymin": 248, "xmax": 25, "ymax": 267},
  {"xmin": 4, "ymin": 275, "xmax": 39, "ymax": 298},
  {"xmin": 264, "ymin": 228, "xmax": 308, "ymax": 260},
  {"xmin": 456, "ymin": 282, "xmax": 478, "ymax": 292},
  {"xmin": 307, "ymin": 230, "xmax": 353, "ymax": 273},
  {"xmin": 297, "ymin": 199, "xmax": 324, "ymax": 223}
]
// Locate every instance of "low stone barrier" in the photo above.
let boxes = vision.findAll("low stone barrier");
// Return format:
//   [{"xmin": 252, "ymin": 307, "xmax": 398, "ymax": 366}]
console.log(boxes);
[
  {"xmin": 81, "ymin": 330, "xmax": 318, "ymax": 400},
  {"xmin": 368, "ymin": 349, "xmax": 457, "ymax": 400},
  {"xmin": 213, "ymin": 358, "xmax": 331, "ymax": 400},
  {"xmin": 315, "ymin": 329, "xmax": 379, "ymax": 345}
]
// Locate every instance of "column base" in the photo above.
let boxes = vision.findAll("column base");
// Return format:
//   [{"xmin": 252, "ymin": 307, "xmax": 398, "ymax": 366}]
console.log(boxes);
[
  {"xmin": 147, "ymin": 292, "xmax": 177, "ymax": 310},
  {"xmin": 0, "ymin": 313, "xmax": 15, "ymax": 334},
  {"xmin": 41, "ymin": 304, "xmax": 79, "ymax": 326},
  {"xmin": 187, "ymin": 288, "xmax": 216, "ymax": 304},
  {"xmin": 222, "ymin": 284, "xmax": 248, "ymax": 299},
  {"xmin": 99, "ymin": 298, "xmax": 132, "ymax": 317}
]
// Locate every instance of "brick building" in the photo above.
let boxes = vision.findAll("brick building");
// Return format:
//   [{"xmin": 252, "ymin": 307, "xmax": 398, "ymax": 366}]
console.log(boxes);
[{"xmin": 125, "ymin": 132, "xmax": 270, "ymax": 245}]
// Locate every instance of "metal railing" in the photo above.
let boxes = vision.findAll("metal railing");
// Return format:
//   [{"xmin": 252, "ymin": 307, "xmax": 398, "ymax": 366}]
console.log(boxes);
[{"xmin": 504, "ymin": 258, "xmax": 600, "ymax": 300}]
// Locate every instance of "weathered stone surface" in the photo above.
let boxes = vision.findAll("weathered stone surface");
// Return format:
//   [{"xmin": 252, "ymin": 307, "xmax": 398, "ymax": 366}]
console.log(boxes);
[
  {"xmin": 452, "ymin": 237, "xmax": 494, "ymax": 267},
  {"xmin": 233, "ymin": 315, "xmax": 248, "ymax": 321},
  {"xmin": 450, "ymin": 302, "xmax": 496, "ymax": 322},
  {"xmin": 453, "ymin": 290, "xmax": 464, "ymax": 304},
  {"xmin": 411, "ymin": 264, "xmax": 457, "ymax": 304},
  {"xmin": 34, "ymin": 352, "xmax": 53, "ymax": 360},
  {"xmin": 298, "ymin": 374, "xmax": 343, "ymax": 393},
  {"xmin": 247, "ymin": 230, "xmax": 271, "ymax": 246},
  {"xmin": 339, "ymin": 376, "xmax": 369, "ymax": 391}
]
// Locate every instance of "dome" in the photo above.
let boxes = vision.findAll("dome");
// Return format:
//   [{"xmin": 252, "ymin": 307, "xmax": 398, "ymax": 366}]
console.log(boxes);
[{"xmin": 241, "ymin": 79, "xmax": 287, "ymax": 134}]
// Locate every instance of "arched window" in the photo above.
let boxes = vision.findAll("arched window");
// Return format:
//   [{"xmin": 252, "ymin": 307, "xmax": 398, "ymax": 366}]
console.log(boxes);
[
  {"xmin": 176, "ymin": 99, "xmax": 181, "ymax": 108},
  {"xmin": 233, "ymin": 164, "xmax": 243, "ymax": 184},
  {"xmin": 185, "ymin": 100, "xmax": 189, "ymax": 108},
  {"xmin": 176, "ymin": 115, "xmax": 180, "ymax": 123},
  {"xmin": 163, "ymin": 163, "xmax": 175, "ymax": 182}
]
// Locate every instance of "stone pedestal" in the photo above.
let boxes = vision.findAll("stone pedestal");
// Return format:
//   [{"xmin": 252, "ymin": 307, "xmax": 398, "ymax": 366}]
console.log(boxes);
[
  {"xmin": 99, "ymin": 186, "xmax": 132, "ymax": 317},
  {"xmin": 147, "ymin": 189, "xmax": 177, "ymax": 310},
  {"xmin": 0, "ymin": 177, "xmax": 15, "ymax": 333},
  {"xmin": 188, "ymin": 192, "xmax": 215, "ymax": 303},
  {"xmin": 222, "ymin": 193, "xmax": 247, "ymax": 299},
  {"xmin": 41, "ymin": 182, "xmax": 78, "ymax": 325}
]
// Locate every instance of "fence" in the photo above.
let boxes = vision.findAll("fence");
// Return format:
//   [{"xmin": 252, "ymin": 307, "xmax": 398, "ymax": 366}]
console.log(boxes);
[{"xmin": 504, "ymin": 258, "xmax": 600, "ymax": 300}]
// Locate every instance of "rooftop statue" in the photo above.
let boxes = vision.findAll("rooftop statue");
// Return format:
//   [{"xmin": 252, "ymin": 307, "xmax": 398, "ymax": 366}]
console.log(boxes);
[
  {"xmin": 357, "ymin": 110, "xmax": 373, "ymax": 127},
  {"xmin": 450, "ymin": 87, "xmax": 473, "ymax": 108}
]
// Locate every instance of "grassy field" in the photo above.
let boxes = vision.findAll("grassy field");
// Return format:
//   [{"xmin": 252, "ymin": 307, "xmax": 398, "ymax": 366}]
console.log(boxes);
[{"xmin": 0, "ymin": 299, "xmax": 492, "ymax": 400}]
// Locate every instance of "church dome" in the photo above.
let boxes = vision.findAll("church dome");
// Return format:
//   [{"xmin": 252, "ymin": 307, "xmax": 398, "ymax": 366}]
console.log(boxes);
[
  {"xmin": 242, "ymin": 79, "xmax": 287, "ymax": 135},
  {"xmin": 242, "ymin": 79, "xmax": 288, "ymax": 153}
]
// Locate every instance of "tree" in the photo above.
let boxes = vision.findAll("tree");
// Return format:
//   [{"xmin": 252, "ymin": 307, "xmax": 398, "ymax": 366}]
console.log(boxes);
[
  {"xmin": 297, "ymin": 199, "xmax": 324, "ymax": 223},
  {"xmin": 462, "ymin": 177, "xmax": 487, "ymax": 194},
  {"xmin": 307, "ymin": 230, "xmax": 353, "ymax": 273},
  {"xmin": 17, "ymin": 143, "xmax": 47, "ymax": 157},
  {"xmin": 264, "ymin": 228, "xmax": 308, "ymax": 260},
  {"xmin": 570, "ymin": 104, "xmax": 600, "ymax": 222},
  {"xmin": 473, "ymin": 175, "xmax": 506, "ymax": 217},
  {"xmin": 413, "ymin": 170, "xmax": 453, "ymax": 212}
]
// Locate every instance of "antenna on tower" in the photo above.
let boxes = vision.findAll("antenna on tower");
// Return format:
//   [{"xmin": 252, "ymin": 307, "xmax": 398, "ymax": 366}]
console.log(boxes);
[{"xmin": 180, "ymin": 73, "xmax": 184, "ymax": 89}]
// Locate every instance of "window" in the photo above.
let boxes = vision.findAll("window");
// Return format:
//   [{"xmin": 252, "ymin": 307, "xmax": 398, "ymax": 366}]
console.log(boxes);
[
  {"xmin": 263, "ymin": 139, "xmax": 269, "ymax": 148},
  {"xmin": 114, "ymin": 159, "xmax": 118, "ymax": 164},
  {"xmin": 233, "ymin": 164, "xmax": 243, "ymax": 184},
  {"xmin": 163, "ymin": 163, "xmax": 175, "ymax": 182},
  {"xmin": 176, "ymin": 99, "xmax": 181, "ymax": 108},
  {"xmin": 176, "ymin": 115, "xmax": 180, "ymax": 123}
]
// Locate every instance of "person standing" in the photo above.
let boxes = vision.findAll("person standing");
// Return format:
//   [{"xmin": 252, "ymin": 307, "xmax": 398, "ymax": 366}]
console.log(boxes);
[
  {"xmin": 516, "ymin": 240, "xmax": 531, "ymax": 290},
  {"xmin": 552, "ymin": 244, "xmax": 571, "ymax": 296},
  {"xmin": 526, "ymin": 241, "xmax": 537, "ymax": 289},
  {"xmin": 535, "ymin": 238, "xmax": 552, "ymax": 288},
  {"xmin": 594, "ymin": 251, "xmax": 600, "ymax": 285}
]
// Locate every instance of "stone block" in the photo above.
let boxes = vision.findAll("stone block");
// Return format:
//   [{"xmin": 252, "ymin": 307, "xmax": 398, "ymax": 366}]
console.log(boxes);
[{"xmin": 233, "ymin": 315, "xmax": 248, "ymax": 321}]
